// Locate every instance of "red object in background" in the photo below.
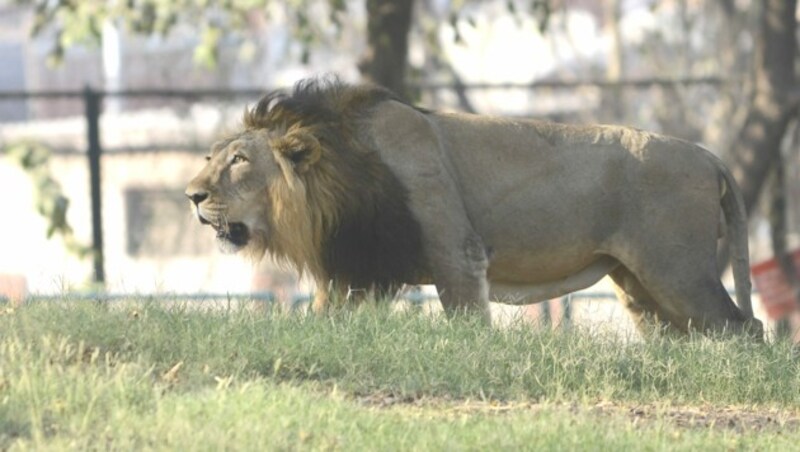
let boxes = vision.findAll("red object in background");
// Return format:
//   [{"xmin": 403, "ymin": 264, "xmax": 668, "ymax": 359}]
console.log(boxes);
[
  {"xmin": 751, "ymin": 251, "xmax": 800, "ymax": 320},
  {"xmin": 0, "ymin": 274, "xmax": 27, "ymax": 306}
]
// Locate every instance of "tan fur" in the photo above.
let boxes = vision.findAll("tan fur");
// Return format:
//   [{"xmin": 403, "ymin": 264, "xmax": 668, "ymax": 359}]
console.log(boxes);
[
  {"xmin": 186, "ymin": 79, "xmax": 426, "ymax": 313},
  {"xmin": 186, "ymin": 77, "xmax": 762, "ymax": 338}
]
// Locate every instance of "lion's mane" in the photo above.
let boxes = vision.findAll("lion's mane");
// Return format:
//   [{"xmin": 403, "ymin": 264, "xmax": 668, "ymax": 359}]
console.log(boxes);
[{"xmin": 245, "ymin": 78, "xmax": 428, "ymax": 293}]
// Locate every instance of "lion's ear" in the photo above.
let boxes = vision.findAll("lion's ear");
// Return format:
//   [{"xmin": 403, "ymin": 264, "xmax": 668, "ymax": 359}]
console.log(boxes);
[
  {"xmin": 274, "ymin": 130, "xmax": 322, "ymax": 174},
  {"xmin": 283, "ymin": 145, "xmax": 320, "ymax": 172}
]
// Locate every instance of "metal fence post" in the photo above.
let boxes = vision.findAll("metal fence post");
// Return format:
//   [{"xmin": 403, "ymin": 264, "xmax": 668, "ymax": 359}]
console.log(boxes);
[
  {"xmin": 84, "ymin": 85, "xmax": 105, "ymax": 286},
  {"xmin": 541, "ymin": 298, "xmax": 551, "ymax": 326}
]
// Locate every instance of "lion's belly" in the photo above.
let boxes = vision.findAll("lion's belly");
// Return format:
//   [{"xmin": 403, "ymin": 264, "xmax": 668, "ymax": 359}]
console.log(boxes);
[
  {"xmin": 488, "ymin": 255, "xmax": 619, "ymax": 304},
  {"xmin": 481, "ymin": 202, "xmax": 616, "ymax": 283},
  {"xmin": 487, "ymin": 247, "xmax": 603, "ymax": 284}
]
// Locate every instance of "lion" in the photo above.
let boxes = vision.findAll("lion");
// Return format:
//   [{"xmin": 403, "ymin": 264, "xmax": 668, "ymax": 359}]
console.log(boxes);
[{"xmin": 185, "ymin": 76, "xmax": 762, "ymax": 338}]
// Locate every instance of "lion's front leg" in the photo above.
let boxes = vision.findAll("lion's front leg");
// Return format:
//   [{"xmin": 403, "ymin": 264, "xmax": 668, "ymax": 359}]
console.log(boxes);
[
  {"xmin": 310, "ymin": 280, "xmax": 348, "ymax": 314},
  {"xmin": 427, "ymin": 232, "xmax": 492, "ymax": 323},
  {"xmin": 400, "ymin": 172, "xmax": 492, "ymax": 322},
  {"xmin": 311, "ymin": 284, "xmax": 330, "ymax": 314}
]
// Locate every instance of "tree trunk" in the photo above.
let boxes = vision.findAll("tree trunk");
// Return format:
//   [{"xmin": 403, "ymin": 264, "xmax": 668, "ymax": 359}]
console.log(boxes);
[
  {"xmin": 603, "ymin": 0, "xmax": 625, "ymax": 121},
  {"xmin": 728, "ymin": 0, "xmax": 797, "ymax": 215},
  {"xmin": 358, "ymin": 0, "xmax": 414, "ymax": 99},
  {"xmin": 768, "ymin": 156, "xmax": 797, "ymax": 334}
]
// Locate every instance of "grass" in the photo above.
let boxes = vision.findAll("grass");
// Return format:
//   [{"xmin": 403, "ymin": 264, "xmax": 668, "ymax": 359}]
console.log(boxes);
[{"xmin": 1, "ymin": 300, "xmax": 799, "ymax": 450}]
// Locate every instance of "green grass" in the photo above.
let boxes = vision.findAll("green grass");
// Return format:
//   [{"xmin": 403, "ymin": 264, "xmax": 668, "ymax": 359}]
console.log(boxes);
[{"xmin": 1, "ymin": 300, "xmax": 799, "ymax": 450}]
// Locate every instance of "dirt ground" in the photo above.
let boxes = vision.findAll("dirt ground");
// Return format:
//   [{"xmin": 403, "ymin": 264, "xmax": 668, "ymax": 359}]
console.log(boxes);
[
  {"xmin": 586, "ymin": 401, "xmax": 799, "ymax": 433},
  {"xmin": 356, "ymin": 393, "xmax": 800, "ymax": 433}
]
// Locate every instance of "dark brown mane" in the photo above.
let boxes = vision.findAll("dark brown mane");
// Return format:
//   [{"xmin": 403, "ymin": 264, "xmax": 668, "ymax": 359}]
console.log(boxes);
[
  {"xmin": 243, "ymin": 76, "xmax": 400, "ymax": 132},
  {"xmin": 249, "ymin": 76, "xmax": 429, "ymax": 296}
]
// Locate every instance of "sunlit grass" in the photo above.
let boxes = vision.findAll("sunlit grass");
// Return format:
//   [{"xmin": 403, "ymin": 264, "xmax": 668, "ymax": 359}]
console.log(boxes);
[{"xmin": 1, "ymin": 300, "xmax": 798, "ymax": 449}]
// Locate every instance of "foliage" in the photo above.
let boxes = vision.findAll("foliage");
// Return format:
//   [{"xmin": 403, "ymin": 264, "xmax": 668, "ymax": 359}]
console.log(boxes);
[
  {"xmin": 448, "ymin": 0, "xmax": 551, "ymax": 43},
  {"xmin": 15, "ymin": 0, "xmax": 552, "ymax": 68},
  {"xmin": 16, "ymin": 0, "xmax": 350, "ymax": 67},
  {"xmin": 2, "ymin": 142, "xmax": 89, "ymax": 257}
]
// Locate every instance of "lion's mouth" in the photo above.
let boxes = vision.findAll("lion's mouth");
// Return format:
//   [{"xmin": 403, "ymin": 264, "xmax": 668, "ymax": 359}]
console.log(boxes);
[
  {"xmin": 197, "ymin": 214, "xmax": 250, "ymax": 249},
  {"xmin": 215, "ymin": 222, "xmax": 250, "ymax": 247}
]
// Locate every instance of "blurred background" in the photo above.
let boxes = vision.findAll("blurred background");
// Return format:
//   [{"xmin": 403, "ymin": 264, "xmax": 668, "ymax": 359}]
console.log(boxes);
[{"xmin": 0, "ymin": 0, "xmax": 798, "ymax": 336}]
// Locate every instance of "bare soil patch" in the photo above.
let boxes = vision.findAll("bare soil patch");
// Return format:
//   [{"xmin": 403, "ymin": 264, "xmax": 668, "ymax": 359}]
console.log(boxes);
[
  {"xmin": 355, "ymin": 393, "xmax": 800, "ymax": 433},
  {"xmin": 590, "ymin": 401, "xmax": 800, "ymax": 433}
]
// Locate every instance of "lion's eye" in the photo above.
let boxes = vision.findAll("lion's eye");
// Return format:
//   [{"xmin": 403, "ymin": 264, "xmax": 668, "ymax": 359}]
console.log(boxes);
[
  {"xmin": 231, "ymin": 155, "xmax": 248, "ymax": 165},
  {"xmin": 204, "ymin": 155, "xmax": 211, "ymax": 162}
]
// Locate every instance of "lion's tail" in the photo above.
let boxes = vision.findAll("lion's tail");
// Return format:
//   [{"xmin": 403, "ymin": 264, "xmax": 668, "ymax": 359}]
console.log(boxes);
[{"xmin": 717, "ymin": 158, "xmax": 754, "ymax": 318}]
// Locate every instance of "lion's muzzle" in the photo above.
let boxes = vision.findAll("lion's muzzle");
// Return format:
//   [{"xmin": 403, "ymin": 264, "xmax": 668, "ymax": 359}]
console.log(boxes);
[
  {"xmin": 185, "ymin": 186, "xmax": 251, "ymax": 251},
  {"xmin": 185, "ymin": 189, "xmax": 214, "ymax": 226}
]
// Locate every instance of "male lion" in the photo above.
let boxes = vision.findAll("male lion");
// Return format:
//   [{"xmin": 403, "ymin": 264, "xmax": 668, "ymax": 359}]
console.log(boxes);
[{"xmin": 186, "ymin": 77, "xmax": 762, "ymax": 338}]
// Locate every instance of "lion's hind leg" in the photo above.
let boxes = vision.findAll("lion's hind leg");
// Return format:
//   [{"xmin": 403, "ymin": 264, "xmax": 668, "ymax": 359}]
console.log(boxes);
[
  {"xmin": 619, "ymin": 260, "xmax": 762, "ymax": 339},
  {"xmin": 609, "ymin": 267, "xmax": 685, "ymax": 337}
]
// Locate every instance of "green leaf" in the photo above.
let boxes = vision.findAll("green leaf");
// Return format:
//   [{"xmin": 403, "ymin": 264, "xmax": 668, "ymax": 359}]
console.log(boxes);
[
  {"xmin": 2, "ymin": 140, "xmax": 87, "ymax": 257},
  {"xmin": 193, "ymin": 25, "xmax": 222, "ymax": 68}
]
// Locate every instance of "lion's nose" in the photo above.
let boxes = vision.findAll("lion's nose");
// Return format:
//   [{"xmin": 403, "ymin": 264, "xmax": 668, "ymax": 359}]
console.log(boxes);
[{"xmin": 186, "ymin": 190, "xmax": 209, "ymax": 206}]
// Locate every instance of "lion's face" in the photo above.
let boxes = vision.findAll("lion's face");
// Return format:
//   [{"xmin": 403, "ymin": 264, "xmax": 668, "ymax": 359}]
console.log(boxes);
[
  {"xmin": 185, "ymin": 129, "xmax": 279, "ymax": 254},
  {"xmin": 186, "ymin": 125, "xmax": 324, "ymax": 258}
]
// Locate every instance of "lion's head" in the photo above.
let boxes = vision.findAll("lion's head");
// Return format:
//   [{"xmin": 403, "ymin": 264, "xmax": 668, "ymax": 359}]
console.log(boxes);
[
  {"xmin": 184, "ymin": 113, "xmax": 325, "ymax": 262},
  {"xmin": 185, "ymin": 77, "xmax": 427, "ymax": 292}
]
